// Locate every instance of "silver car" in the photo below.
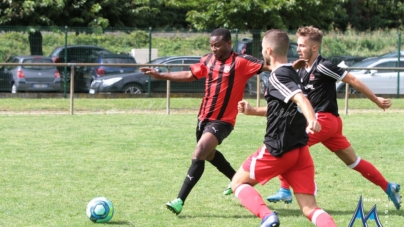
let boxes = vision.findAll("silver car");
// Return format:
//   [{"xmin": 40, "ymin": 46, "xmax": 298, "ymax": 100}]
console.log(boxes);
[
  {"xmin": 336, "ymin": 57, "xmax": 404, "ymax": 94},
  {"xmin": 0, "ymin": 55, "xmax": 61, "ymax": 93}
]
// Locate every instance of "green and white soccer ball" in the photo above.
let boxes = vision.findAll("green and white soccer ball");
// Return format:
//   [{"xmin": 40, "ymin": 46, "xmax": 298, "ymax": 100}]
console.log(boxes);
[{"xmin": 86, "ymin": 197, "xmax": 114, "ymax": 223}]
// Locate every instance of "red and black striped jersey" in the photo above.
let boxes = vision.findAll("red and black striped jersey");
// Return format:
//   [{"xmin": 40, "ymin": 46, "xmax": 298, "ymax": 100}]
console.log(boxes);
[{"xmin": 190, "ymin": 52, "xmax": 263, "ymax": 126}]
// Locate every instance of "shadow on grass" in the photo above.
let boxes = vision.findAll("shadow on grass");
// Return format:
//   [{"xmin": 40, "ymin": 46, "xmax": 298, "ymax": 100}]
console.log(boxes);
[
  {"xmin": 176, "ymin": 207, "xmax": 403, "ymax": 219},
  {"xmin": 104, "ymin": 220, "xmax": 134, "ymax": 225}
]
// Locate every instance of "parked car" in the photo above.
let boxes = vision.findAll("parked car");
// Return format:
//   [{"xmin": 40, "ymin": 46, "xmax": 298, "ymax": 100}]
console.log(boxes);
[
  {"xmin": 89, "ymin": 56, "xmax": 203, "ymax": 94},
  {"xmin": 247, "ymin": 71, "xmax": 269, "ymax": 95},
  {"xmin": 90, "ymin": 53, "xmax": 137, "ymax": 81},
  {"xmin": 233, "ymin": 38, "xmax": 299, "ymax": 63},
  {"xmin": 336, "ymin": 57, "xmax": 404, "ymax": 94},
  {"xmin": 327, "ymin": 55, "xmax": 367, "ymax": 68},
  {"xmin": 49, "ymin": 45, "xmax": 114, "ymax": 92},
  {"xmin": 379, "ymin": 50, "xmax": 404, "ymax": 58},
  {"xmin": 0, "ymin": 56, "xmax": 61, "ymax": 93}
]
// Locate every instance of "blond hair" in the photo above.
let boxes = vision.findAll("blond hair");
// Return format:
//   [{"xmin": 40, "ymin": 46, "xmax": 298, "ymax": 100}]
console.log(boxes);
[{"xmin": 296, "ymin": 26, "xmax": 323, "ymax": 44}]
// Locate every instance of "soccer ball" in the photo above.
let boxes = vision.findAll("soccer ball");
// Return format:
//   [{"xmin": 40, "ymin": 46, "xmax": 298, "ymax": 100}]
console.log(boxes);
[{"xmin": 86, "ymin": 197, "xmax": 114, "ymax": 223}]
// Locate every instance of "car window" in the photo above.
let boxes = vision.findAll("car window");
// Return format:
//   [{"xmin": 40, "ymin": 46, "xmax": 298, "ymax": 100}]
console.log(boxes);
[
  {"xmin": 183, "ymin": 59, "xmax": 200, "ymax": 70},
  {"xmin": 375, "ymin": 62, "xmax": 397, "ymax": 73},
  {"xmin": 6, "ymin": 58, "xmax": 18, "ymax": 70},
  {"xmin": 22, "ymin": 58, "xmax": 55, "ymax": 70},
  {"xmin": 159, "ymin": 60, "xmax": 182, "ymax": 72}
]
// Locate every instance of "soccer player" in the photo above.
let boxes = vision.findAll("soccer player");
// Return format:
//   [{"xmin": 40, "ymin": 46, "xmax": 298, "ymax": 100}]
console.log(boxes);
[
  {"xmin": 265, "ymin": 26, "xmax": 401, "ymax": 210},
  {"xmin": 140, "ymin": 28, "xmax": 270, "ymax": 215},
  {"xmin": 232, "ymin": 29, "xmax": 337, "ymax": 227}
]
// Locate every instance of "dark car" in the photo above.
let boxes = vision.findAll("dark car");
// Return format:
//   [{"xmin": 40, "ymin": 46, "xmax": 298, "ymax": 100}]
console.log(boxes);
[
  {"xmin": 89, "ymin": 56, "xmax": 203, "ymax": 94},
  {"xmin": 233, "ymin": 38, "xmax": 299, "ymax": 63},
  {"xmin": 90, "ymin": 54, "xmax": 138, "ymax": 80},
  {"xmin": 246, "ymin": 71, "xmax": 270, "ymax": 95},
  {"xmin": 49, "ymin": 45, "xmax": 114, "ymax": 92},
  {"xmin": 0, "ymin": 55, "xmax": 61, "ymax": 93}
]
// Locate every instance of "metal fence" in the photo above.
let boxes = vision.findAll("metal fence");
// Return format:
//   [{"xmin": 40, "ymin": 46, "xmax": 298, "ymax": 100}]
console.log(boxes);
[{"xmin": 0, "ymin": 26, "xmax": 403, "ymax": 115}]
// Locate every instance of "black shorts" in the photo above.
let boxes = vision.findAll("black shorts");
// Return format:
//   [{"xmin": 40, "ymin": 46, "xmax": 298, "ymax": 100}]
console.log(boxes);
[{"xmin": 195, "ymin": 120, "xmax": 234, "ymax": 145}]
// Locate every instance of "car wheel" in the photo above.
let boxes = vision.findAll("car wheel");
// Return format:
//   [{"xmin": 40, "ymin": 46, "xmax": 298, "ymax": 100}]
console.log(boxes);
[
  {"xmin": 123, "ymin": 84, "xmax": 143, "ymax": 94},
  {"xmin": 259, "ymin": 81, "xmax": 266, "ymax": 95},
  {"xmin": 11, "ymin": 84, "xmax": 17, "ymax": 93}
]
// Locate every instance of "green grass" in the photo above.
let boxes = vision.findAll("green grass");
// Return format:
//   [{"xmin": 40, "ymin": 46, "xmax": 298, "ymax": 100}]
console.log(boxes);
[{"xmin": 0, "ymin": 98, "xmax": 403, "ymax": 226}]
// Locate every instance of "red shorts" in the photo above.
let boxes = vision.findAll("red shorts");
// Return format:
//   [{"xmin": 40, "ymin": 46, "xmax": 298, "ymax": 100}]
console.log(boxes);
[
  {"xmin": 242, "ymin": 145, "xmax": 316, "ymax": 194},
  {"xmin": 308, "ymin": 112, "xmax": 351, "ymax": 152}
]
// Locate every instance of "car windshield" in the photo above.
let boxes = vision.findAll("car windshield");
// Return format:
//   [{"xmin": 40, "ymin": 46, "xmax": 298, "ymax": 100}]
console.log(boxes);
[
  {"xmin": 22, "ymin": 58, "xmax": 55, "ymax": 70},
  {"xmin": 349, "ymin": 58, "xmax": 380, "ymax": 72}
]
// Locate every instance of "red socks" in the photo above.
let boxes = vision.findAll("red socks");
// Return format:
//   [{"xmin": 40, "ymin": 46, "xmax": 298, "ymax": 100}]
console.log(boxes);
[
  {"xmin": 350, "ymin": 157, "xmax": 389, "ymax": 191},
  {"xmin": 308, "ymin": 208, "xmax": 337, "ymax": 227},
  {"xmin": 234, "ymin": 184, "xmax": 272, "ymax": 220}
]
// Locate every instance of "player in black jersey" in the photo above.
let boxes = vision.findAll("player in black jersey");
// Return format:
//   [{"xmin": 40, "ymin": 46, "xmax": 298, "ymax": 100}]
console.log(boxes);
[
  {"xmin": 266, "ymin": 26, "xmax": 401, "ymax": 210},
  {"xmin": 232, "ymin": 29, "xmax": 337, "ymax": 227}
]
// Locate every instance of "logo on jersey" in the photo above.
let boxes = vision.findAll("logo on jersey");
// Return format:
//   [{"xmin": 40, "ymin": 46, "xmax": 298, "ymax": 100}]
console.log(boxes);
[
  {"xmin": 348, "ymin": 196, "xmax": 382, "ymax": 227},
  {"xmin": 309, "ymin": 73, "xmax": 315, "ymax": 81},
  {"xmin": 224, "ymin": 65, "xmax": 231, "ymax": 73}
]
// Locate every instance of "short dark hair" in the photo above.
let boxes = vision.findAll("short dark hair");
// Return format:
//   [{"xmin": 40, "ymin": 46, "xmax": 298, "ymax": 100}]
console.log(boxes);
[{"xmin": 211, "ymin": 28, "xmax": 231, "ymax": 41}]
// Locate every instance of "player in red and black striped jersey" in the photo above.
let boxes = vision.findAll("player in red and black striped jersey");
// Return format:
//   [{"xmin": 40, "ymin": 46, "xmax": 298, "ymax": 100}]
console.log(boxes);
[
  {"xmin": 233, "ymin": 29, "xmax": 336, "ymax": 227},
  {"xmin": 140, "ymin": 28, "xmax": 270, "ymax": 215},
  {"xmin": 266, "ymin": 26, "xmax": 401, "ymax": 211}
]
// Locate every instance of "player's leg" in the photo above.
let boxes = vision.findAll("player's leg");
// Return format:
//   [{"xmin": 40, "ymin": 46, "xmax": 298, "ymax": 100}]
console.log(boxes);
[
  {"xmin": 294, "ymin": 194, "xmax": 337, "ymax": 227},
  {"xmin": 326, "ymin": 116, "xmax": 401, "ymax": 210},
  {"xmin": 334, "ymin": 146, "xmax": 401, "ymax": 210},
  {"xmin": 201, "ymin": 120, "xmax": 237, "ymax": 195},
  {"xmin": 286, "ymin": 145, "xmax": 337, "ymax": 227},
  {"xmin": 267, "ymin": 113, "xmax": 335, "ymax": 203},
  {"xmin": 232, "ymin": 166, "xmax": 279, "ymax": 227},
  {"xmin": 166, "ymin": 123, "xmax": 219, "ymax": 215},
  {"xmin": 233, "ymin": 145, "xmax": 302, "ymax": 226}
]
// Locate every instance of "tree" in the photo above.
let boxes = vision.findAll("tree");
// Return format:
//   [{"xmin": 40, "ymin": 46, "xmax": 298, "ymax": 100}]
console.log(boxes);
[
  {"xmin": 0, "ymin": 0, "xmax": 163, "ymax": 55},
  {"xmin": 165, "ymin": 0, "xmax": 345, "ymax": 56}
]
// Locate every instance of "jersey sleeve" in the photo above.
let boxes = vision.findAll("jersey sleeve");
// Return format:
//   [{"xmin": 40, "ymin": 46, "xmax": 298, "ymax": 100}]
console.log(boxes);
[
  {"xmin": 268, "ymin": 67, "xmax": 302, "ymax": 103},
  {"xmin": 190, "ymin": 62, "xmax": 208, "ymax": 79},
  {"xmin": 237, "ymin": 54, "xmax": 264, "ymax": 77},
  {"xmin": 317, "ymin": 60, "xmax": 347, "ymax": 82}
]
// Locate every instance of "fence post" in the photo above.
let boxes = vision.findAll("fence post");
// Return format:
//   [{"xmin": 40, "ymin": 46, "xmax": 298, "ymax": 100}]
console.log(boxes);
[
  {"xmin": 148, "ymin": 27, "xmax": 152, "ymax": 97},
  {"xmin": 63, "ymin": 26, "xmax": 68, "ymax": 98},
  {"xmin": 398, "ymin": 32, "xmax": 401, "ymax": 98},
  {"xmin": 166, "ymin": 66, "xmax": 171, "ymax": 115},
  {"xmin": 70, "ymin": 65, "xmax": 75, "ymax": 115}
]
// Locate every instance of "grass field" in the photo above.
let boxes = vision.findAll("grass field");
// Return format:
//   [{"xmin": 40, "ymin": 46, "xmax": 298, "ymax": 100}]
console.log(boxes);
[{"xmin": 0, "ymin": 98, "xmax": 403, "ymax": 226}]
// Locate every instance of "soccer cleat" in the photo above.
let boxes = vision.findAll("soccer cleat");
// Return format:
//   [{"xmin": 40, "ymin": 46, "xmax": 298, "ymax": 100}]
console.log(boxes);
[
  {"xmin": 266, "ymin": 188, "xmax": 293, "ymax": 204},
  {"xmin": 223, "ymin": 182, "xmax": 233, "ymax": 195},
  {"xmin": 386, "ymin": 183, "xmax": 401, "ymax": 210},
  {"xmin": 166, "ymin": 198, "xmax": 183, "ymax": 215},
  {"xmin": 260, "ymin": 212, "xmax": 280, "ymax": 227}
]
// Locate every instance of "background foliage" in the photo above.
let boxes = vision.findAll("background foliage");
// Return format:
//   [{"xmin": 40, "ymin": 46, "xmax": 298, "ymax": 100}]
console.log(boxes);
[{"xmin": 0, "ymin": 27, "xmax": 402, "ymax": 62}]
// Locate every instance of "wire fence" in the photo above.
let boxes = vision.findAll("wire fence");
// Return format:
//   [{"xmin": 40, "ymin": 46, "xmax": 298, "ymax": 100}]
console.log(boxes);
[{"xmin": 0, "ymin": 61, "xmax": 402, "ymax": 115}]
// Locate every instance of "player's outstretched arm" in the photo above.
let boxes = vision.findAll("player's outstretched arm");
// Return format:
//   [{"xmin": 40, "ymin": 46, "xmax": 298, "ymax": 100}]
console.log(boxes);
[
  {"xmin": 238, "ymin": 100, "xmax": 267, "ymax": 116},
  {"xmin": 291, "ymin": 93, "xmax": 321, "ymax": 134},
  {"xmin": 292, "ymin": 59, "xmax": 307, "ymax": 69},
  {"xmin": 342, "ymin": 73, "xmax": 392, "ymax": 110},
  {"xmin": 140, "ymin": 67, "xmax": 195, "ymax": 82}
]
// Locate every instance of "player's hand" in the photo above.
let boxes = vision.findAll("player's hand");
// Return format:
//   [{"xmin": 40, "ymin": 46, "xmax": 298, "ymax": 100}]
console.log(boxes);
[
  {"xmin": 306, "ymin": 120, "xmax": 321, "ymax": 134},
  {"xmin": 375, "ymin": 97, "xmax": 392, "ymax": 110},
  {"xmin": 238, "ymin": 100, "xmax": 253, "ymax": 115},
  {"xmin": 292, "ymin": 59, "xmax": 307, "ymax": 69},
  {"xmin": 140, "ymin": 67, "xmax": 158, "ymax": 75}
]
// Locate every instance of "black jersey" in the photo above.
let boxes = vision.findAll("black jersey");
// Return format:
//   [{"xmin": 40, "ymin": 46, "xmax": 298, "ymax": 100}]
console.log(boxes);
[
  {"xmin": 263, "ymin": 64, "xmax": 308, "ymax": 157},
  {"xmin": 299, "ymin": 55, "xmax": 347, "ymax": 116}
]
